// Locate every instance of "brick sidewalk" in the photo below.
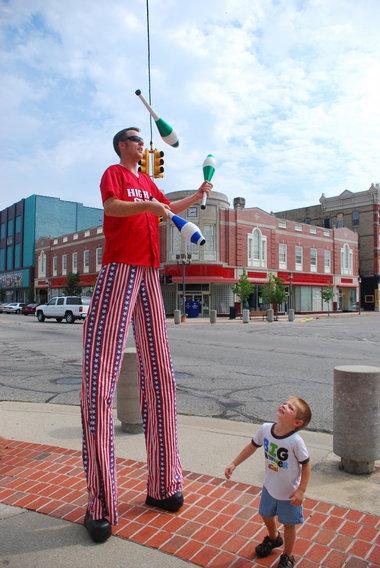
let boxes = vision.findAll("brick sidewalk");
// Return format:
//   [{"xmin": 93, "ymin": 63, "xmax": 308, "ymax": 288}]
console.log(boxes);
[{"xmin": 0, "ymin": 439, "xmax": 379, "ymax": 567}]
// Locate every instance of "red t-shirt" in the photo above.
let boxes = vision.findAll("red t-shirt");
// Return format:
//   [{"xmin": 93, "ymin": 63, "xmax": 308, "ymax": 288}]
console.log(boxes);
[{"xmin": 100, "ymin": 165, "xmax": 170, "ymax": 267}]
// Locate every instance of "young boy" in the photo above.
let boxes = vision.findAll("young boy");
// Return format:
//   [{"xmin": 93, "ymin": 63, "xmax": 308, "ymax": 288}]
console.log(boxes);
[{"xmin": 225, "ymin": 397, "xmax": 312, "ymax": 568}]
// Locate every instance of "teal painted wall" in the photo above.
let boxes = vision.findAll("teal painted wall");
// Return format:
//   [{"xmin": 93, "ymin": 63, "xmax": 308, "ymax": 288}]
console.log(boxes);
[
  {"xmin": 23, "ymin": 195, "xmax": 36, "ymax": 267},
  {"xmin": 35, "ymin": 196, "xmax": 103, "ymax": 239}
]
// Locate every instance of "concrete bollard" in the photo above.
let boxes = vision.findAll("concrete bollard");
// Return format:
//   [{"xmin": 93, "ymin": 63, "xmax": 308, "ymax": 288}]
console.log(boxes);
[
  {"xmin": 242, "ymin": 308, "xmax": 250, "ymax": 323},
  {"xmin": 174, "ymin": 309, "xmax": 181, "ymax": 324},
  {"xmin": 266, "ymin": 308, "xmax": 274, "ymax": 322},
  {"xmin": 117, "ymin": 347, "xmax": 143, "ymax": 434},
  {"xmin": 210, "ymin": 309, "xmax": 217, "ymax": 324},
  {"xmin": 333, "ymin": 365, "xmax": 380, "ymax": 474},
  {"xmin": 288, "ymin": 309, "xmax": 295, "ymax": 322}
]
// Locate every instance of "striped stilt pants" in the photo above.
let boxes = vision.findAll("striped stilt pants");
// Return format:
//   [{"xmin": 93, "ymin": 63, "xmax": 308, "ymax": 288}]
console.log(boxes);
[{"xmin": 81, "ymin": 263, "xmax": 183, "ymax": 525}]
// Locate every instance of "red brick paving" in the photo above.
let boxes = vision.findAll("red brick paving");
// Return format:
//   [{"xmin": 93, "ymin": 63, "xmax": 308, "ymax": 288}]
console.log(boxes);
[{"xmin": 0, "ymin": 439, "xmax": 379, "ymax": 567}]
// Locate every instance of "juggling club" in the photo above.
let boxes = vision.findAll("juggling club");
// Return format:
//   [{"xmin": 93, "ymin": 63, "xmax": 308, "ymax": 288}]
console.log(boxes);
[
  {"xmin": 135, "ymin": 89, "xmax": 179, "ymax": 148},
  {"xmin": 201, "ymin": 154, "xmax": 216, "ymax": 210}
]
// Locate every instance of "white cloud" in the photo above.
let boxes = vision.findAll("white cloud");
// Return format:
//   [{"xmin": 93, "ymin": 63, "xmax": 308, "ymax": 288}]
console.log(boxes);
[{"xmin": 1, "ymin": 0, "xmax": 380, "ymax": 212}]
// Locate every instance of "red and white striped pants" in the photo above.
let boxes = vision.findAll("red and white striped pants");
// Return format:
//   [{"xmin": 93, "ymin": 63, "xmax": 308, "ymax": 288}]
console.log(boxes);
[{"xmin": 81, "ymin": 263, "xmax": 183, "ymax": 524}]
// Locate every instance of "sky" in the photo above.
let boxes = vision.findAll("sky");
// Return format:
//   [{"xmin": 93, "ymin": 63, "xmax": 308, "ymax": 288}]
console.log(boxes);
[{"xmin": 1, "ymin": 0, "xmax": 380, "ymax": 213}]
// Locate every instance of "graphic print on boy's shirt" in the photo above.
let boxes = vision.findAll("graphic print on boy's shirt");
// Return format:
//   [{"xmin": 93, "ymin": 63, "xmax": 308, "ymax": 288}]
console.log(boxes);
[{"xmin": 264, "ymin": 438, "xmax": 289, "ymax": 472}]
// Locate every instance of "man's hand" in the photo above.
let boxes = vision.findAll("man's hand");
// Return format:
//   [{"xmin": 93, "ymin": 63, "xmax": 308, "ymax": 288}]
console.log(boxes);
[
  {"xmin": 224, "ymin": 463, "xmax": 236, "ymax": 479},
  {"xmin": 290, "ymin": 487, "xmax": 305, "ymax": 506},
  {"xmin": 195, "ymin": 181, "xmax": 213, "ymax": 201},
  {"xmin": 149, "ymin": 201, "xmax": 171, "ymax": 219}
]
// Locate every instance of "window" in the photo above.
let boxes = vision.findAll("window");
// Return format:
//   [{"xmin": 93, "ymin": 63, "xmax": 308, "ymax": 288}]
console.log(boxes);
[
  {"xmin": 53, "ymin": 239, "xmax": 58, "ymax": 245},
  {"xmin": 96, "ymin": 247, "xmax": 102, "ymax": 271},
  {"xmin": 324, "ymin": 250, "xmax": 331, "ymax": 273},
  {"xmin": 38, "ymin": 251, "xmax": 46, "ymax": 277},
  {"xmin": 62, "ymin": 254, "xmax": 67, "ymax": 276},
  {"xmin": 15, "ymin": 216, "xmax": 22, "ymax": 233},
  {"xmin": 340, "ymin": 244, "xmax": 353, "ymax": 275},
  {"xmin": 7, "ymin": 219, "xmax": 14, "ymax": 235},
  {"xmin": 57, "ymin": 298, "xmax": 64, "ymax": 305},
  {"xmin": 279, "ymin": 243, "xmax": 287, "ymax": 269},
  {"xmin": 278, "ymin": 220, "xmax": 287, "ymax": 228},
  {"xmin": 295, "ymin": 246, "xmax": 303, "ymax": 270},
  {"xmin": 248, "ymin": 228, "xmax": 267, "ymax": 268},
  {"xmin": 84, "ymin": 250, "xmax": 90, "ymax": 273},
  {"xmin": 352, "ymin": 211, "xmax": 360, "ymax": 226},
  {"xmin": 309, "ymin": 226, "xmax": 317, "ymax": 234},
  {"xmin": 14, "ymin": 243, "xmax": 21, "ymax": 268},
  {"xmin": 63, "ymin": 236, "xmax": 68, "ymax": 243},
  {"xmin": 53, "ymin": 256, "xmax": 58, "ymax": 276},
  {"xmin": 73, "ymin": 233, "xmax": 78, "ymax": 240},
  {"xmin": 0, "ymin": 223, "xmax": 5, "ymax": 239},
  {"xmin": 310, "ymin": 248, "xmax": 317, "ymax": 272},
  {"xmin": 304, "ymin": 218, "xmax": 311, "ymax": 225},
  {"xmin": 187, "ymin": 207, "xmax": 198, "ymax": 219},
  {"xmin": 84, "ymin": 230, "xmax": 90, "ymax": 237},
  {"xmin": 170, "ymin": 225, "xmax": 182, "ymax": 260},
  {"xmin": 96, "ymin": 227, "xmax": 103, "ymax": 234},
  {"xmin": 203, "ymin": 224, "xmax": 216, "ymax": 261},
  {"xmin": 323, "ymin": 218, "xmax": 331, "ymax": 229},
  {"xmin": 294, "ymin": 224, "xmax": 303, "ymax": 232},
  {"xmin": 336, "ymin": 214, "xmax": 344, "ymax": 228},
  {"xmin": 72, "ymin": 252, "xmax": 78, "ymax": 273}
]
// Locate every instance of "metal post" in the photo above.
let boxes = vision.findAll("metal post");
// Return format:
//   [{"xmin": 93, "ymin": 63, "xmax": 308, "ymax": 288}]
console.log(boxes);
[
  {"xmin": 289, "ymin": 272, "xmax": 293, "ymax": 311},
  {"xmin": 358, "ymin": 276, "xmax": 361, "ymax": 315},
  {"xmin": 182, "ymin": 260, "xmax": 186, "ymax": 317}
]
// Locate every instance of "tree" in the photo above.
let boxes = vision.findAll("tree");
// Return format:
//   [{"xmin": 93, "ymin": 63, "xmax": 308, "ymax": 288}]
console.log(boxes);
[
  {"xmin": 64, "ymin": 272, "xmax": 82, "ymax": 296},
  {"xmin": 261, "ymin": 273, "xmax": 288, "ymax": 316},
  {"xmin": 0, "ymin": 288, "xmax": 5, "ymax": 303},
  {"xmin": 321, "ymin": 286, "xmax": 334, "ymax": 316},
  {"xmin": 232, "ymin": 269, "xmax": 254, "ymax": 310}
]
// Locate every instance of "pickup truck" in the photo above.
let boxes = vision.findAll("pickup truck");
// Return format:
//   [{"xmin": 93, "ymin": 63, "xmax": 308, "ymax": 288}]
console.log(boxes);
[{"xmin": 35, "ymin": 296, "xmax": 90, "ymax": 323}]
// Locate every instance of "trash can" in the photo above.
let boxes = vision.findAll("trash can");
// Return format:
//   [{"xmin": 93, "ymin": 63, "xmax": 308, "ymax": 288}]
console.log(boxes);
[{"xmin": 229, "ymin": 306, "xmax": 236, "ymax": 319}]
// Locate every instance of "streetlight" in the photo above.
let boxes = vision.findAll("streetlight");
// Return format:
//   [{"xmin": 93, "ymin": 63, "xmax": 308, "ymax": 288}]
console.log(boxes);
[
  {"xmin": 358, "ymin": 276, "xmax": 361, "ymax": 315},
  {"xmin": 288, "ymin": 272, "xmax": 293, "ymax": 311},
  {"xmin": 176, "ymin": 252, "xmax": 192, "ymax": 319}
]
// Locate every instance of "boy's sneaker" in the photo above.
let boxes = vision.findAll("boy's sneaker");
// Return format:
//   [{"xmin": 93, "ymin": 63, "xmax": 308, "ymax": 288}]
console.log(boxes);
[
  {"xmin": 255, "ymin": 533, "xmax": 284, "ymax": 558},
  {"xmin": 277, "ymin": 554, "xmax": 295, "ymax": 567}
]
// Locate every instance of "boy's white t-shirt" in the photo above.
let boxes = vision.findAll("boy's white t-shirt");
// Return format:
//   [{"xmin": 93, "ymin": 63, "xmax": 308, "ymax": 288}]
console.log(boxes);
[{"xmin": 252, "ymin": 422, "xmax": 310, "ymax": 500}]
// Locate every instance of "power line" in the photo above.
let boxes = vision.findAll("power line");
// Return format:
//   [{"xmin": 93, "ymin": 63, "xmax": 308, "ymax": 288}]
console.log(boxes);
[{"xmin": 145, "ymin": 0, "xmax": 153, "ymax": 149}]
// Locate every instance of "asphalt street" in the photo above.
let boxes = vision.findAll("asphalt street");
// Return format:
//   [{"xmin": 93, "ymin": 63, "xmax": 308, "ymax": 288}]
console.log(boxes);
[{"xmin": 0, "ymin": 313, "xmax": 379, "ymax": 433}]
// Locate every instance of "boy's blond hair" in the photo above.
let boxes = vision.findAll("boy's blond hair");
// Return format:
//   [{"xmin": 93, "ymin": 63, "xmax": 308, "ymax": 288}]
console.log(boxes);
[{"xmin": 290, "ymin": 396, "xmax": 312, "ymax": 429}]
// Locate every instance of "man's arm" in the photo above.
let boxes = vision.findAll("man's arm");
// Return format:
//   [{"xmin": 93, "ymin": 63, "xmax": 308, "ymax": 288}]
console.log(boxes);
[
  {"xmin": 103, "ymin": 197, "xmax": 170, "ymax": 218},
  {"xmin": 290, "ymin": 461, "xmax": 311, "ymax": 506},
  {"xmin": 169, "ymin": 181, "xmax": 213, "ymax": 215}
]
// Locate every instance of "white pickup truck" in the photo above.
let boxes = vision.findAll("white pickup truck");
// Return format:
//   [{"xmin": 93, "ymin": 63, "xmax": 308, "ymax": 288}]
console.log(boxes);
[{"xmin": 35, "ymin": 296, "xmax": 90, "ymax": 323}]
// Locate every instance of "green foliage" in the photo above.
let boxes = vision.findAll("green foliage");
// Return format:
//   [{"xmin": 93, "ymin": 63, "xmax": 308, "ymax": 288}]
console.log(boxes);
[
  {"xmin": 321, "ymin": 286, "xmax": 334, "ymax": 303},
  {"xmin": 261, "ymin": 273, "xmax": 287, "ymax": 312},
  {"xmin": 26, "ymin": 282, "xmax": 35, "ymax": 303},
  {"xmin": 232, "ymin": 269, "xmax": 254, "ymax": 308},
  {"xmin": 321, "ymin": 286, "xmax": 334, "ymax": 315},
  {"xmin": 0, "ymin": 288, "xmax": 5, "ymax": 302},
  {"xmin": 63, "ymin": 272, "xmax": 82, "ymax": 297}
]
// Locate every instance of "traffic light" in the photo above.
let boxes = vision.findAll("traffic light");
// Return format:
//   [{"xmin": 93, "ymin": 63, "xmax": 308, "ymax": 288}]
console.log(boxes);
[
  {"xmin": 138, "ymin": 149, "xmax": 150, "ymax": 175},
  {"xmin": 153, "ymin": 149, "xmax": 164, "ymax": 178}
]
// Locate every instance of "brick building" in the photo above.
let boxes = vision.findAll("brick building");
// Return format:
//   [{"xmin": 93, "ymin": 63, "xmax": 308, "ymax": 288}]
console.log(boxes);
[
  {"xmin": 35, "ymin": 191, "xmax": 359, "ymax": 315},
  {"xmin": 275, "ymin": 184, "xmax": 380, "ymax": 311}
]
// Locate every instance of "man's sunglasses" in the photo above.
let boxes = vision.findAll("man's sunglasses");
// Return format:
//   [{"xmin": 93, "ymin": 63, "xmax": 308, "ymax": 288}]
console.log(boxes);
[{"xmin": 122, "ymin": 135, "xmax": 144, "ymax": 143}]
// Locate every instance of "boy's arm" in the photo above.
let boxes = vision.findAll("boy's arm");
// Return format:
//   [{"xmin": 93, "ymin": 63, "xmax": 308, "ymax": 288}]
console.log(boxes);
[
  {"xmin": 290, "ymin": 460, "xmax": 311, "ymax": 505},
  {"xmin": 225, "ymin": 441, "xmax": 258, "ymax": 479}
]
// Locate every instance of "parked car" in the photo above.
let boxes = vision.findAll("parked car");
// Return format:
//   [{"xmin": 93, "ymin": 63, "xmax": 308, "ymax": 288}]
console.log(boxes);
[
  {"xmin": 0, "ymin": 303, "xmax": 10, "ymax": 313},
  {"xmin": 22, "ymin": 303, "xmax": 39, "ymax": 315},
  {"xmin": 35, "ymin": 296, "xmax": 89, "ymax": 323},
  {"xmin": 3, "ymin": 302, "xmax": 26, "ymax": 314}
]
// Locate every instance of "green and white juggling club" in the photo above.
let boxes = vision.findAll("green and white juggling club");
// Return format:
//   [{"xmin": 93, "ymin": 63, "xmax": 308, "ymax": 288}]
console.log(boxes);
[
  {"xmin": 135, "ymin": 89, "xmax": 179, "ymax": 148},
  {"xmin": 201, "ymin": 154, "xmax": 216, "ymax": 209}
]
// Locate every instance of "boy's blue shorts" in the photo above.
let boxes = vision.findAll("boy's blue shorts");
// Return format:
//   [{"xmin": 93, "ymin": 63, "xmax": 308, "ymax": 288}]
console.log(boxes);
[{"xmin": 259, "ymin": 486, "xmax": 304, "ymax": 525}]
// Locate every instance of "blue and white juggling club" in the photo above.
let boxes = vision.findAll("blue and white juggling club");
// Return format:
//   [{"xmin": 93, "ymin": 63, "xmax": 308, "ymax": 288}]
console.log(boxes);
[
  {"xmin": 151, "ymin": 198, "xmax": 205, "ymax": 246},
  {"xmin": 167, "ymin": 209, "xmax": 206, "ymax": 246}
]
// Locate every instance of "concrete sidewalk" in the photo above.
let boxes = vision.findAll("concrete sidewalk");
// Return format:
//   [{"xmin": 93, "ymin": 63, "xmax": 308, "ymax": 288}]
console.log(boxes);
[{"xmin": 1, "ymin": 402, "xmax": 379, "ymax": 567}]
